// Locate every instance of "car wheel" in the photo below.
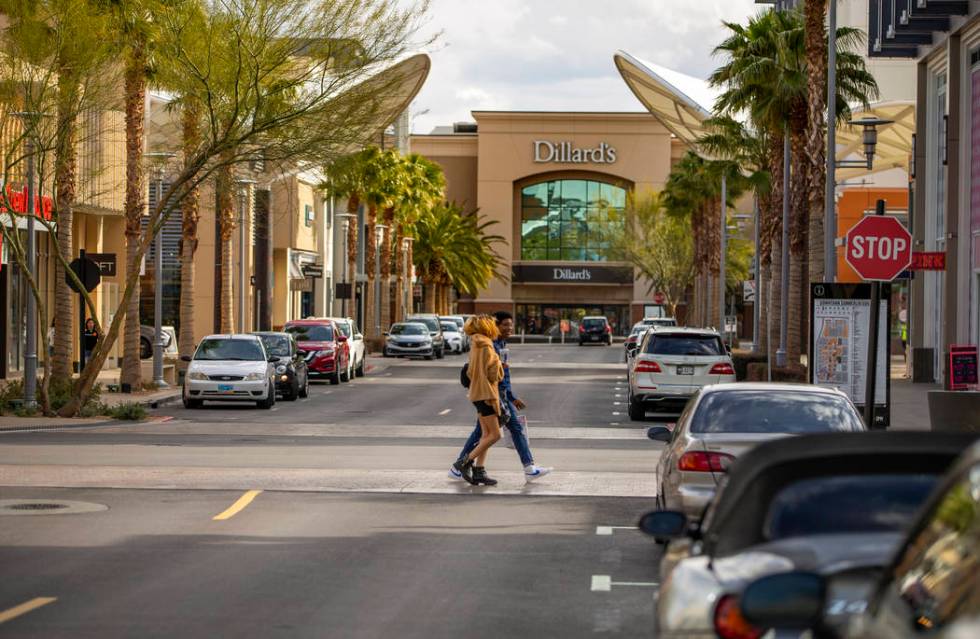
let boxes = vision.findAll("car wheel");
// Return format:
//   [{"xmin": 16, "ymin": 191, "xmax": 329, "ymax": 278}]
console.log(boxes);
[
  {"xmin": 382, "ymin": 348, "xmax": 390, "ymax": 358},
  {"xmin": 140, "ymin": 337, "xmax": 152, "ymax": 359},
  {"xmin": 183, "ymin": 397, "xmax": 202, "ymax": 409},
  {"xmin": 330, "ymin": 368, "xmax": 341, "ymax": 385},
  {"xmin": 257, "ymin": 382, "xmax": 276, "ymax": 409},
  {"xmin": 282, "ymin": 381, "xmax": 298, "ymax": 401},
  {"xmin": 435, "ymin": 348, "xmax": 444, "ymax": 360},
  {"xmin": 298, "ymin": 374, "xmax": 309, "ymax": 398},
  {"xmin": 340, "ymin": 362, "xmax": 350, "ymax": 382},
  {"xmin": 355, "ymin": 357, "xmax": 365, "ymax": 377},
  {"xmin": 628, "ymin": 398, "xmax": 645, "ymax": 422},
  {"xmin": 424, "ymin": 354, "xmax": 433, "ymax": 361}
]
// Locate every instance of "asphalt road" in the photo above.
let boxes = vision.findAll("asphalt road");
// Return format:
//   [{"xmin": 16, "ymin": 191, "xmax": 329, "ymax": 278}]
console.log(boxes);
[{"xmin": 0, "ymin": 344, "xmax": 665, "ymax": 637}]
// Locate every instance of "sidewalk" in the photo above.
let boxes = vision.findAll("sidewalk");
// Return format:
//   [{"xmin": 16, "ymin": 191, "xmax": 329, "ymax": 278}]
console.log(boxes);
[
  {"xmin": 889, "ymin": 355, "xmax": 940, "ymax": 432},
  {"xmin": 0, "ymin": 387, "xmax": 180, "ymax": 431}
]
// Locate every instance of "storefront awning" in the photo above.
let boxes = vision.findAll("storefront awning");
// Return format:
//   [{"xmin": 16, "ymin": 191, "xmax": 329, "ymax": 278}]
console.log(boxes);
[
  {"xmin": 835, "ymin": 101, "xmax": 914, "ymax": 182},
  {"xmin": 613, "ymin": 51, "xmax": 718, "ymax": 147}
]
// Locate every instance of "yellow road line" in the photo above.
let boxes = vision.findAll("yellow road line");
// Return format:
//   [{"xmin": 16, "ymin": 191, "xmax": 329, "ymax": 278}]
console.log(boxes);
[
  {"xmin": 212, "ymin": 490, "xmax": 262, "ymax": 521},
  {"xmin": 0, "ymin": 597, "xmax": 56, "ymax": 625}
]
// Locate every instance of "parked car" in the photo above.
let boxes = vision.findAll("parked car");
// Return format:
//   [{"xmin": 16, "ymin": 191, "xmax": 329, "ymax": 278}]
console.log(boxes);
[
  {"xmin": 284, "ymin": 319, "xmax": 349, "ymax": 385},
  {"xmin": 405, "ymin": 314, "xmax": 445, "ymax": 358},
  {"xmin": 648, "ymin": 383, "xmax": 865, "ymax": 520},
  {"xmin": 140, "ymin": 325, "xmax": 177, "ymax": 359},
  {"xmin": 384, "ymin": 322, "xmax": 435, "ymax": 359},
  {"xmin": 326, "ymin": 317, "xmax": 365, "ymax": 379},
  {"xmin": 181, "ymin": 334, "xmax": 278, "ymax": 409},
  {"xmin": 624, "ymin": 322, "xmax": 649, "ymax": 361},
  {"xmin": 440, "ymin": 315, "xmax": 469, "ymax": 351},
  {"xmin": 253, "ymin": 331, "xmax": 309, "ymax": 400},
  {"xmin": 738, "ymin": 439, "xmax": 980, "ymax": 639},
  {"xmin": 579, "ymin": 315, "xmax": 612, "ymax": 345},
  {"xmin": 440, "ymin": 321, "xmax": 465, "ymax": 354},
  {"xmin": 627, "ymin": 327, "xmax": 735, "ymax": 420},
  {"xmin": 638, "ymin": 432, "xmax": 976, "ymax": 639},
  {"xmin": 642, "ymin": 317, "xmax": 678, "ymax": 328}
]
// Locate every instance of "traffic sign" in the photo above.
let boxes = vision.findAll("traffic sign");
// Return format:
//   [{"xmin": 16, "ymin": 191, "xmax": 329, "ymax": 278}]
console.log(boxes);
[
  {"xmin": 66, "ymin": 255, "xmax": 101, "ymax": 293},
  {"xmin": 653, "ymin": 292, "xmax": 665, "ymax": 304},
  {"xmin": 845, "ymin": 216, "xmax": 912, "ymax": 282}
]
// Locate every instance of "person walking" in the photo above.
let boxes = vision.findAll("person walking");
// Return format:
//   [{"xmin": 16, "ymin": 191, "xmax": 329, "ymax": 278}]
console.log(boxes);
[
  {"xmin": 451, "ymin": 315, "xmax": 505, "ymax": 485},
  {"xmin": 82, "ymin": 318, "xmax": 99, "ymax": 369},
  {"xmin": 450, "ymin": 311, "xmax": 553, "ymax": 485}
]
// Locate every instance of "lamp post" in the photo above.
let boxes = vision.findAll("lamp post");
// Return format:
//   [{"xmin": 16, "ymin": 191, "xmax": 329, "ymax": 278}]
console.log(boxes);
[
  {"xmin": 336, "ymin": 213, "xmax": 356, "ymax": 317},
  {"xmin": 234, "ymin": 178, "xmax": 257, "ymax": 333},
  {"xmin": 374, "ymin": 223, "xmax": 387, "ymax": 334},
  {"xmin": 719, "ymin": 173, "xmax": 728, "ymax": 337},
  {"xmin": 402, "ymin": 236, "xmax": 413, "ymax": 319},
  {"xmin": 145, "ymin": 151, "xmax": 176, "ymax": 389},
  {"xmin": 12, "ymin": 112, "xmax": 41, "ymax": 409}
]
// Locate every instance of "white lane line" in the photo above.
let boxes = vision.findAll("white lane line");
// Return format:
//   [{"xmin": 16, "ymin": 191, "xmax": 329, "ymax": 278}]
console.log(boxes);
[
  {"xmin": 611, "ymin": 412, "xmax": 621, "ymax": 416},
  {"xmin": 438, "ymin": 409, "xmax": 451, "ymax": 416},
  {"xmin": 610, "ymin": 422, "xmax": 621, "ymax": 426},
  {"xmin": 612, "ymin": 402, "xmax": 622, "ymax": 406},
  {"xmin": 596, "ymin": 525, "xmax": 637, "ymax": 535},
  {"xmin": 591, "ymin": 575, "xmax": 612, "ymax": 592}
]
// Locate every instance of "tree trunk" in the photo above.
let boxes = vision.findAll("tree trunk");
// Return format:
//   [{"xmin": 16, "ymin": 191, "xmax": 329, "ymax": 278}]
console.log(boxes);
[
  {"xmin": 364, "ymin": 204, "xmax": 377, "ymax": 340},
  {"xmin": 379, "ymin": 208, "xmax": 394, "ymax": 332},
  {"xmin": 757, "ymin": 261, "xmax": 769, "ymax": 357},
  {"xmin": 52, "ymin": 69, "xmax": 77, "ymax": 383},
  {"xmin": 424, "ymin": 281, "xmax": 436, "ymax": 313},
  {"xmin": 805, "ymin": 0, "xmax": 828, "ymax": 286},
  {"xmin": 216, "ymin": 164, "xmax": 235, "ymax": 333},
  {"xmin": 788, "ymin": 124, "xmax": 809, "ymax": 365},
  {"xmin": 394, "ymin": 224, "xmax": 404, "ymax": 323},
  {"xmin": 767, "ymin": 130, "xmax": 785, "ymax": 365},
  {"xmin": 121, "ymin": 43, "xmax": 147, "ymax": 391},
  {"xmin": 345, "ymin": 194, "xmax": 359, "ymax": 319},
  {"xmin": 178, "ymin": 104, "xmax": 201, "ymax": 370},
  {"xmin": 769, "ymin": 227, "xmax": 783, "ymax": 364}
]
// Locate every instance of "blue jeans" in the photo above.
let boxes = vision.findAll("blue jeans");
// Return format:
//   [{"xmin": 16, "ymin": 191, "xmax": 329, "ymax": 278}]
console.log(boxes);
[{"xmin": 458, "ymin": 398, "xmax": 533, "ymax": 467}]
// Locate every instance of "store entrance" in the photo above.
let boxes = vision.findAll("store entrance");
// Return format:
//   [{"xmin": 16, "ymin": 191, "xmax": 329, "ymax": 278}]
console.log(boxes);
[{"xmin": 516, "ymin": 304, "xmax": 629, "ymax": 337}]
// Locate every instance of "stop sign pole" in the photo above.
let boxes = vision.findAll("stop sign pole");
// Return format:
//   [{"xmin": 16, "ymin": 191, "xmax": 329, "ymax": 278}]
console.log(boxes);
[{"xmin": 846, "ymin": 199, "xmax": 912, "ymax": 427}]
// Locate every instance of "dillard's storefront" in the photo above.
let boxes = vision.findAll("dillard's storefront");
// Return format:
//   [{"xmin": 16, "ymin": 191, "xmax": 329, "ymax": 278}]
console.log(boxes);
[{"xmin": 411, "ymin": 111, "xmax": 681, "ymax": 334}]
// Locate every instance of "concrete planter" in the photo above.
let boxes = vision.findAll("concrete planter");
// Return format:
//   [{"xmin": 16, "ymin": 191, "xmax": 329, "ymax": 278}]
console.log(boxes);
[{"xmin": 927, "ymin": 391, "xmax": 980, "ymax": 432}]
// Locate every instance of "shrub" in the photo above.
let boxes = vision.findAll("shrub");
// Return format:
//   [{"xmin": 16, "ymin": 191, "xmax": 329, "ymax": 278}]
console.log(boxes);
[
  {"xmin": 731, "ymin": 350, "xmax": 768, "ymax": 381},
  {"xmin": 107, "ymin": 401, "xmax": 147, "ymax": 421},
  {"xmin": 745, "ymin": 361, "xmax": 808, "ymax": 383}
]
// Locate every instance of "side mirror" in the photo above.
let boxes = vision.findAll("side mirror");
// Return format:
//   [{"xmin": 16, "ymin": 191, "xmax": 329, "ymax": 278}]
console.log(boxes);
[
  {"xmin": 180, "ymin": 355, "xmax": 192, "ymax": 362},
  {"xmin": 740, "ymin": 572, "xmax": 826, "ymax": 631},
  {"xmin": 338, "ymin": 335, "xmax": 348, "ymax": 342},
  {"xmin": 268, "ymin": 356, "xmax": 280, "ymax": 363},
  {"xmin": 637, "ymin": 510, "xmax": 688, "ymax": 539},
  {"xmin": 647, "ymin": 426, "xmax": 672, "ymax": 442}
]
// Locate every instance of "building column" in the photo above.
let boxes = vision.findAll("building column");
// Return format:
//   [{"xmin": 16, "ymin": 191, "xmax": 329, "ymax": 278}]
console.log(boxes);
[
  {"xmin": 945, "ymin": 34, "xmax": 961, "ymax": 371},
  {"xmin": 911, "ymin": 58, "xmax": 929, "ymax": 381}
]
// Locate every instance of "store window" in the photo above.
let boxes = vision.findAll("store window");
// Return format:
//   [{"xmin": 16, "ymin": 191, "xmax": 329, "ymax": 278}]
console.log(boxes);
[{"xmin": 520, "ymin": 179, "xmax": 626, "ymax": 261}]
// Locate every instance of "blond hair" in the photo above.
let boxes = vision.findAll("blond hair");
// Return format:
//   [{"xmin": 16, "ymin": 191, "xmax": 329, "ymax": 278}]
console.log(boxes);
[{"xmin": 464, "ymin": 314, "xmax": 500, "ymax": 340}]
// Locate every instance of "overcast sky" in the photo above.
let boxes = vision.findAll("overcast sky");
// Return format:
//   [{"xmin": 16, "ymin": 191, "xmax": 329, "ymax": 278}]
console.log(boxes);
[{"xmin": 407, "ymin": 0, "xmax": 762, "ymax": 134}]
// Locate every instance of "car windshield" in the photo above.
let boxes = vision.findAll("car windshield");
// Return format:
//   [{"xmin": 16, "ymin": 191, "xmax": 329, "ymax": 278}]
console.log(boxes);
[
  {"xmin": 583, "ymin": 318, "xmax": 606, "ymax": 328},
  {"xmin": 764, "ymin": 474, "xmax": 939, "ymax": 540},
  {"xmin": 649, "ymin": 319, "xmax": 677, "ymax": 327},
  {"xmin": 333, "ymin": 321, "xmax": 351, "ymax": 338},
  {"xmin": 441, "ymin": 323, "xmax": 458, "ymax": 333},
  {"xmin": 408, "ymin": 316, "xmax": 439, "ymax": 332},
  {"xmin": 391, "ymin": 324, "xmax": 425, "ymax": 336},
  {"xmin": 691, "ymin": 390, "xmax": 865, "ymax": 433},
  {"xmin": 194, "ymin": 338, "xmax": 265, "ymax": 361},
  {"xmin": 258, "ymin": 335, "xmax": 291, "ymax": 357},
  {"xmin": 285, "ymin": 324, "xmax": 333, "ymax": 342},
  {"xmin": 646, "ymin": 333, "xmax": 722, "ymax": 356}
]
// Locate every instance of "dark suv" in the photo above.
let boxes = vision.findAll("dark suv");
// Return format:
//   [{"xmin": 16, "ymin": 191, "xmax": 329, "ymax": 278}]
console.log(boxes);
[{"xmin": 578, "ymin": 316, "xmax": 612, "ymax": 346}]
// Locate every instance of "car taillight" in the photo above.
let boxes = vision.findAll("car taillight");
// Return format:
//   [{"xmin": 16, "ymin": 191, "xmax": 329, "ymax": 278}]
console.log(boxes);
[
  {"xmin": 633, "ymin": 360, "xmax": 662, "ymax": 374},
  {"xmin": 678, "ymin": 451, "xmax": 735, "ymax": 472},
  {"xmin": 578, "ymin": 325, "xmax": 585, "ymax": 333},
  {"xmin": 713, "ymin": 595, "xmax": 762, "ymax": 639},
  {"xmin": 605, "ymin": 325, "xmax": 612, "ymax": 334},
  {"xmin": 710, "ymin": 362, "xmax": 735, "ymax": 375}
]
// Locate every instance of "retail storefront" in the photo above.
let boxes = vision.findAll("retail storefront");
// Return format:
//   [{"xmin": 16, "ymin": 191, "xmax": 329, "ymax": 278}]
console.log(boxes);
[{"xmin": 411, "ymin": 111, "xmax": 681, "ymax": 334}]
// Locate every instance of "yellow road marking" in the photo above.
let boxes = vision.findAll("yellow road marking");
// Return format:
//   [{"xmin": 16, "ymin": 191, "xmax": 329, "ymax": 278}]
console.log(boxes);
[
  {"xmin": 0, "ymin": 597, "xmax": 56, "ymax": 625},
  {"xmin": 212, "ymin": 490, "xmax": 262, "ymax": 521}
]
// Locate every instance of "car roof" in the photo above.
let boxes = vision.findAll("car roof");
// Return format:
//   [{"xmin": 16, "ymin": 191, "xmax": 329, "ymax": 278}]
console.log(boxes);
[
  {"xmin": 699, "ymin": 382, "xmax": 847, "ymax": 397},
  {"xmin": 323, "ymin": 317, "xmax": 352, "ymax": 324},
  {"xmin": 582, "ymin": 316, "xmax": 607, "ymax": 320},
  {"xmin": 647, "ymin": 326, "xmax": 720, "ymax": 336},
  {"xmin": 703, "ymin": 432, "xmax": 979, "ymax": 557},
  {"xmin": 251, "ymin": 331, "xmax": 290, "ymax": 337},
  {"xmin": 201, "ymin": 333, "xmax": 262, "ymax": 341},
  {"xmin": 393, "ymin": 321, "xmax": 428, "ymax": 327},
  {"xmin": 285, "ymin": 319, "xmax": 334, "ymax": 326}
]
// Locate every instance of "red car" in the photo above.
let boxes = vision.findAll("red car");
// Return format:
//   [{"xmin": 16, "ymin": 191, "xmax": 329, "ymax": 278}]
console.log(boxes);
[{"xmin": 283, "ymin": 319, "xmax": 350, "ymax": 385}]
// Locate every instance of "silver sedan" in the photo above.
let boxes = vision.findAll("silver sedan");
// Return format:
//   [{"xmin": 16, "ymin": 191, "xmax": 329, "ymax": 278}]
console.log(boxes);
[{"xmin": 649, "ymin": 383, "xmax": 865, "ymax": 521}]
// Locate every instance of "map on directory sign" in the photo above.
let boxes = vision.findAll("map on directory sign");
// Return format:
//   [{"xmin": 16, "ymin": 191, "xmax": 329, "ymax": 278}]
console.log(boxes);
[{"xmin": 811, "ymin": 295, "xmax": 888, "ymax": 407}]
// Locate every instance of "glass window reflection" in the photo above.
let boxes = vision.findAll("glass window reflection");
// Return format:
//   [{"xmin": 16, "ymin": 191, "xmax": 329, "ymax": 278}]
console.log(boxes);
[{"xmin": 520, "ymin": 179, "xmax": 627, "ymax": 262}]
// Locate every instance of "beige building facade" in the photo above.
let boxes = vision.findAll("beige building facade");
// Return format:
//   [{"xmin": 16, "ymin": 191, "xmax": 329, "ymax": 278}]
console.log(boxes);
[{"xmin": 412, "ymin": 111, "xmax": 682, "ymax": 335}]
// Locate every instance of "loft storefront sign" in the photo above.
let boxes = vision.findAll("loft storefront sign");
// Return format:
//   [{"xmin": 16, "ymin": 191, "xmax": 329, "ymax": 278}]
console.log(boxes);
[
  {"xmin": 533, "ymin": 140, "xmax": 617, "ymax": 164},
  {"xmin": 512, "ymin": 264, "xmax": 632, "ymax": 284}
]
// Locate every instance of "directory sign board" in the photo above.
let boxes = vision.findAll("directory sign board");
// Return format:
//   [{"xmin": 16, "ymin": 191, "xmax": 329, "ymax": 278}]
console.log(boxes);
[
  {"xmin": 809, "ymin": 283, "xmax": 890, "ymax": 428},
  {"xmin": 949, "ymin": 345, "xmax": 979, "ymax": 391}
]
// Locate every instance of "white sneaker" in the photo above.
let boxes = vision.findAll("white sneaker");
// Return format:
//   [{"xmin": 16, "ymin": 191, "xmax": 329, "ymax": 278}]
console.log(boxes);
[
  {"xmin": 448, "ymin": 466, "xmax": 463, "ymax": 480},
  {"xmin": 524, "ymin": 465, "xmax": 552, "ymax": 482}
]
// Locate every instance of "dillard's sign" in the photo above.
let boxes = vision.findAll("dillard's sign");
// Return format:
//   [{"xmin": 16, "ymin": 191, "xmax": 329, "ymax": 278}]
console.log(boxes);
[
  {"xmin": 553, "ymin": 267, "xmax": 592, "ymax": 281},
  {"xmin": 512, "ymin": 264, "xmax": 632, "ymax": 284},
  {"xmin": 533, "ymin": 140, "xmax": 617, "ymax": 165}
]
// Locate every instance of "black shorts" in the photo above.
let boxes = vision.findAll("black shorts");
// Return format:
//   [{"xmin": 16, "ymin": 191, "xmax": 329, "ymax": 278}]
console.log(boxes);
[{"xmin": 473, "ymin": 400, "xmax": 497, "ymax": 417}]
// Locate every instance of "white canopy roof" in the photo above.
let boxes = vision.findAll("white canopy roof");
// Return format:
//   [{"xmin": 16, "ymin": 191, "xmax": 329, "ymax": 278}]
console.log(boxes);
[{"xmin": 834, "ymin": 101, "xmax": 914, "ymax": 182}]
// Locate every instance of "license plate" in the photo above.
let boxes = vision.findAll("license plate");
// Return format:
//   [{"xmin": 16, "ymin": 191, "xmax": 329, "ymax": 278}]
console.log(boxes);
[
  {"xmin": 217, "ymin": 384, "xmax": 234, "ymax": 392},
  {"xmin": 590, "ymin": 335, "xmax": 598, "ymax": 341},
  {"xmin": 677, "ymin": 365, "xmax": 694, "ymax": 375}
]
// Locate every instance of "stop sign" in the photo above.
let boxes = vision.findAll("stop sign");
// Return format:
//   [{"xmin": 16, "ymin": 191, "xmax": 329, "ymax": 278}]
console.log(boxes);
[
  {"xmin": 845, "ymin": 216, "xmax": 912, "ymax": 281},
  {"xmin": 653, "ymin": 292, "xmax": 666, "ymax": 304}
]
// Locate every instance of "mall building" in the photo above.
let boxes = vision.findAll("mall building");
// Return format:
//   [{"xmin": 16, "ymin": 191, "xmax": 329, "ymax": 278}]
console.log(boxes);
[{"xmin": 411, "ymin": 111, "xmax": 686, "ymax": 336}]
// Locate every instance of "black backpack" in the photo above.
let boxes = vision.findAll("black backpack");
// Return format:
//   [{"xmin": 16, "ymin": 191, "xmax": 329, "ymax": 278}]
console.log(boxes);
[{"xmin": 460, "ymin": 362, "xmax": 470, "ymax": 388}]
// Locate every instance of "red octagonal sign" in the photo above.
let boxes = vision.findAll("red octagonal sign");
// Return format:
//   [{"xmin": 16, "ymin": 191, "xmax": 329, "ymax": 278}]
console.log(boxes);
[{"xmin": 845, "ymin": 216, "xmax": 912, "ymax": 282}]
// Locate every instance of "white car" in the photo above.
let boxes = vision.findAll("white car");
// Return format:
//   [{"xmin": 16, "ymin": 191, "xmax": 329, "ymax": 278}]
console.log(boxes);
[
  {"xmin": 181, "ymin": 334, "xmax": 278, "ymax": 409},
  {"xmin": 326, "ymin": 317, "xmax": 365, "ymax": 379},
  {"xmin": 440, "ymin": 320, "xmax": 465, "ymax": 354},
  {"xmin": 440, "ymin": 315, "xmax": 469, "ymax": 351},
  {"xmin": 627, "ymin": 327, "xmax": 735, "ymax": 420}
]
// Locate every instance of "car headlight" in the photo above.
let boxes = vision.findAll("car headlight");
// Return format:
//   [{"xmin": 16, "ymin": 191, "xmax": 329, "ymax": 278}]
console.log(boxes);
[
  {"xmin": 276, "ymin": 365, "xmax": 287, "ymax": 374},
  {"xmin": 244, "ymin": 372, "xmax": 265, "ymax": 381},
  {"xmin": 316, "ymin": 349, "xmax": 335, "ymax": 357},
  {"xmin": 188, "ymin": 371, "xmax": 208, "ymax": 381}
]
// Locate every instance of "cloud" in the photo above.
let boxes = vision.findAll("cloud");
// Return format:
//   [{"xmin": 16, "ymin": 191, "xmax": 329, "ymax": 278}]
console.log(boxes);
[{"xmin": 406, "ymin": 0, "xmax": 761, "ymax": 133}]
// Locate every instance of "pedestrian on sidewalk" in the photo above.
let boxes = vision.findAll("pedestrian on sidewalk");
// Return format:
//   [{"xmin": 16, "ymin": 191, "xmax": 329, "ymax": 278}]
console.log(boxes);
[
  {"xmin": 450, "ymin": 311, "xmax": 552, "ymax": 485},
  {"xmin": 83, "ymin": 318, "xmax": 99, "ymax": 368},
  {"xmin": 451, "ymin": 315, "xmax": 505, "ymax": 485}
]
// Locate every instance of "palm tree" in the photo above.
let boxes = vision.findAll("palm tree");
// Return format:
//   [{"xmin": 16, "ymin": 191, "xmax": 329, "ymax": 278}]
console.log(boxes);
[
  {"xmin": 177, "ymin": 100, "xmax": 200, "ymax": 368},
  {"xmin": 361, "ymin": 148, "xmax": 400, "ymax": 342},
  {"xmin": 324, "ymin": 149, "xmax": 374, "ymax": 321}
]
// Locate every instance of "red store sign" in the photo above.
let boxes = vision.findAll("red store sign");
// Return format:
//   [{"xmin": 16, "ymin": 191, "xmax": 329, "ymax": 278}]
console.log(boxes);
[
  {"xmin": 911, "ymin": 251, "xmax": 946, "ymax": 271},
  {"xmin": 0, "ymin": 184, "xmax": 54, "ymax": 220}
]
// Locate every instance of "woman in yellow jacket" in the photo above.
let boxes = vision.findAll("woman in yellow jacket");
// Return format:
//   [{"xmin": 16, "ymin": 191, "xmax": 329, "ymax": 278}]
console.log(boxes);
[{"xmin": 452, "ymin": 315, "xmax": 505, "ymax": 485}]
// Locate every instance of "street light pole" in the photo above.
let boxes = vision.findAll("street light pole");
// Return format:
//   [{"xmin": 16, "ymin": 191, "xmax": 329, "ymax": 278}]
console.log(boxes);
[
  {"xmin": 719, "ymin": 173, "xmax": 727, "ymax": 337},
  {"xmin": 235, "ymin": 178, "xmax": 256, "ymax": 333},
  {"xmin": 145, "ymin": 152, "xmax": 176, "ymax": 389},
  {"xmin": 336, "ymin": 213, "xmax": 356, "ymax": 318},
  {"xmin": 374, "ymin": 223, "xmax": 387, "ymax": 335},
  {"xmin": 824, "ymin": 0, "xmax": 838, "ymax": 282},
  {"xmin": 752, "ymin": 196, "xmax": 761, "ymax": 352},
  {"xmin": 19, "ymin": 121, "xmax": 38, "ymax": 409},
  {"xmin": 402, "ymin": 236, "xmax": 413, "ymax": 319},
  {"xmin": 777, "ymin": 132, "xmax": 791, "ymax": 369}
]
